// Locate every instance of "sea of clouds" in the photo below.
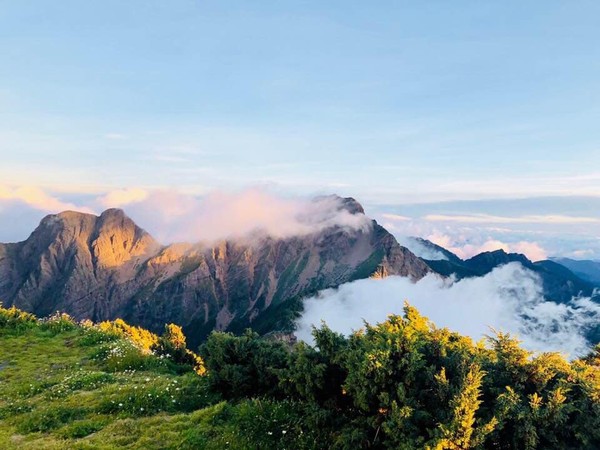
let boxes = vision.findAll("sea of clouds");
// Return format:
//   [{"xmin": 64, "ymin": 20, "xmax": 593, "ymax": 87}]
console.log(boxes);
[{"xmin": 296, "ymin": 262, "xmax": 600, "ymax": 358}]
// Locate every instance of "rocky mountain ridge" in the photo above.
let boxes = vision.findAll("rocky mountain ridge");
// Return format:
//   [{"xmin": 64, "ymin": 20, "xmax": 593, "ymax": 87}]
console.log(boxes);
[{"xmin": 0, "ymin": 198, "xmax": 429, "ymax": 345}]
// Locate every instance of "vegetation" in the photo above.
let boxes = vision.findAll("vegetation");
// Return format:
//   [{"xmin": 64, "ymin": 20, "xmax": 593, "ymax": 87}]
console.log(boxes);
[{"xmin": 1, "ymin": 303, "xmax": 599, "ymax": 449}]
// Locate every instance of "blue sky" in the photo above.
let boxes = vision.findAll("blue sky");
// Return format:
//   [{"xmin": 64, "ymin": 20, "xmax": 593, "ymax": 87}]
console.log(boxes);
[{"xmin": 0, "ymin": 1, "xmax": 599, "ymax": 258}]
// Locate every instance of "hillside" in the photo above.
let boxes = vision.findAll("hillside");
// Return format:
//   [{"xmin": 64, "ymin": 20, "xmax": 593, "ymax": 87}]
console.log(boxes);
[
  {"xmin": 0, "ymin": 197, "xmax": 429, "ymax": 346},
  {"xmin": 1, "ymin": 305, "xmax": 599, "ymax": 449},
  {"xmin": 0, "ymin": 307, "xmax": 328, "ymax": 449}
]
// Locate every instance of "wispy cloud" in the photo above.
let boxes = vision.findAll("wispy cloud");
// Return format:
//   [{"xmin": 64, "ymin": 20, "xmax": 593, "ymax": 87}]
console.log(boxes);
[
  {"xmin": 424, "ymin": 214, "xmax": 600, "ymax": 224},
  {"xmin": 381, "ymin": 213, "xmax": 411, "ymax": 222}
]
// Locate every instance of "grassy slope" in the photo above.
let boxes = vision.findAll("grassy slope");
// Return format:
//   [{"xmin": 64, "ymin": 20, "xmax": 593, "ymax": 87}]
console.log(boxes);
[{"xmin": 0, "ymin": 326, "xmax": 309, "ymax": 450}]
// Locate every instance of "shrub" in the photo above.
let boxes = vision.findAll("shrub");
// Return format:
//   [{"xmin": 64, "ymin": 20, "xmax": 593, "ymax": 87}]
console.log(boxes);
[
  {"xmin": 77, "ymin": 325, "xmax": 121, "ymax": 347},
  {"xmin": 97, "ymin": 319, "xmax": 159, "ymax": 353},
  {"xmin": 200, "ymin": 329, "xmax": 288, "ymax": 399},
  {"xmin": 39, "ymin": 312, "xmax": 78, "ymax": 334},
  {"xmin": 93, "ymin": 339, "xmax": 158, "ymax": 372},
  {"xmin": 201, "ymin": 306, "xmax": 600, "ymax": 449},
  {"xmin": 153, "ymin": 323, "xmax": 207, "ymax": 375},
  {"xmin": 0, "ymin": 304, "xmax": 37, "ymax": 333}
]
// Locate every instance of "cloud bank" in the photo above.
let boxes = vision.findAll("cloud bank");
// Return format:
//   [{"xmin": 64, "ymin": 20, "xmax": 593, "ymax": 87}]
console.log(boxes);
[
  {"xmin": 296, "ymin": 263, "xmax": 600, "ymax": 358},
  {"xmin": 99, "ymin": 188, "xmax": 372, "ymax": 244},
  {"xmin": 0, "ymin": 185, "xmax": 372, "ymax": 244}
]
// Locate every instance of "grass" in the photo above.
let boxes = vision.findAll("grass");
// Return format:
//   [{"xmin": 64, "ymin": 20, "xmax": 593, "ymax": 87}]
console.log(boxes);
[{"xmin": 0, "ymin": 312, "xmax": 326, "ymax": 449}]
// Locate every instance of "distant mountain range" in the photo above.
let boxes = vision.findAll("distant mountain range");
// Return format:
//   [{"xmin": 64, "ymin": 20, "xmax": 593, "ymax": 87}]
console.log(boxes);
[
  {"xmin": 1, "ymin": 197, "xmax": 598, "ymax": 346},
  {"xmin": 551, "ymin": 257, "xmax": 600, "ymax": 285},
  {"xmin": 411, "ymin": 237, "xmax": 599, "ymax": 303},
  {"xmin": 0, "ymin": 197, "xmax": 429, "ymax": 346}
]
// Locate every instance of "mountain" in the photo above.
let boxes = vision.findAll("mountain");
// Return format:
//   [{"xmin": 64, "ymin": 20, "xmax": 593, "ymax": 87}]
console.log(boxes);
[
  {"xmin": 414, "ymin": 238, "xmax": 598, "ymax": 303},
  {"xmin": 551, "ymin": 257, "xmax": 600, "ymax": 285},
  {"xmin": 0, "ymin": 198, "xmax": 429, "ymax": 346}
]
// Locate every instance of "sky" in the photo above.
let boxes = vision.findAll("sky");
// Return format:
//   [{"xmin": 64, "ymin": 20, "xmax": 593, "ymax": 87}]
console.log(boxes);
[{"xmin": 1, "ymin": 1, "xmax": 599, "ymax": 259}]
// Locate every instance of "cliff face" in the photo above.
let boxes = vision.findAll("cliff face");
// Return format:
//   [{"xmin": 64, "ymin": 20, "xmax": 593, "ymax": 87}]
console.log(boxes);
[
  {"xmin": 0, "ymin": 198, "xmax": 429, "ymax": 344},
  {"xmin": 0, "ymin": 209, "xmax": 161, "ymax": 318}
]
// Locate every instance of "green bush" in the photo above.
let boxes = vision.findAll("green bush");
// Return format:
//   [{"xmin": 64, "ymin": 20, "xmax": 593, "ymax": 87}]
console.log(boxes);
[
  {"xmin": 0, "ymin": 304, "xmax": 37, "ymax": 333},
  {"xmin": 77, "ymin": 325, "xmax": 121, "ymax": 347},
  {"xmin": 152, "ymin": 323, "xmax": 207, "ymax": 375},
  {"xmin": 200, "ymin": 329, "xmax": 288, "ymax": 399},
  {"xmin": 39, "ymin": 312, "xmax": 78, "ymax": 335},
  {"xmin": 93, "ymin": 339, "xmax": 159, "ymax": 372},
  {"xmin": 201, "ymin": 305, "xmax": 600, "ymax": 449}
]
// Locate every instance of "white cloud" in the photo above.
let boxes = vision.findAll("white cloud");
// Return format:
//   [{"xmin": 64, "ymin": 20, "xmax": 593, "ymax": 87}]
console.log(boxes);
[
  {"xmin": 296, "ymin": 263, "xmax": 600, "ymax": 358},
  {"xmin": 99, "ymin": 188, "xmax": 149, "ymax": 208},
  {"xmin": 398, "ymin": 236, "xmax": 448, "ymax": 261},
  {"xmin": 0, "ymin": 185, "xmax": 372, "ymax": 244},
  {"xmin": 100, "ymin": 188, "xmax": 372, "ymax": 244},
  {"xmin": 0, "ymin": 184, "xmax": 92, "ymax": 214},
  {"xmin": 0, "ymin": 185, "xmax": 95, "ymax": 242}
]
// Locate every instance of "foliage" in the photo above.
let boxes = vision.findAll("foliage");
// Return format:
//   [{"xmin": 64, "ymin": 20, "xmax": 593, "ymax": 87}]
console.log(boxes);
[
  {"xmin": 200, "ymin": 329, "xmax": 288, "ymax": 399},
  {"xmin": 0, "ymin": 304, "xmax": 37, "ymax": 333},
  {"xmin": 1, "ymin": 303, "xmax": 600, "ymax": 449},
  {"xmin": 153, "ymin": 323, "xmax": 206, "ymax": 375},
  {"xmin": 96, "ymin": 318, "xmax": 159, "ymax": 353},
  {"xmin": 202, "ymin": 305, "xmax": 600, "ymax": 449}
]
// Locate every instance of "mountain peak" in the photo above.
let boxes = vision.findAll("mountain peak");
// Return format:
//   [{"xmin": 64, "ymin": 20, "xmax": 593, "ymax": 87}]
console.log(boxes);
[
  {"xmin": 100, "ymin": 208, "xmax": 127, "ymax": 219},
  {"xmin": 315, "ymin": 194, "xmax": 365, "ymax": 215},
  {"xmin": 39, "ymin": 209, "xmax": 94, "ymax": 227},
  {"xmin": 0, "ymin": 200, "xmax": 428, "ymax": 343}
]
